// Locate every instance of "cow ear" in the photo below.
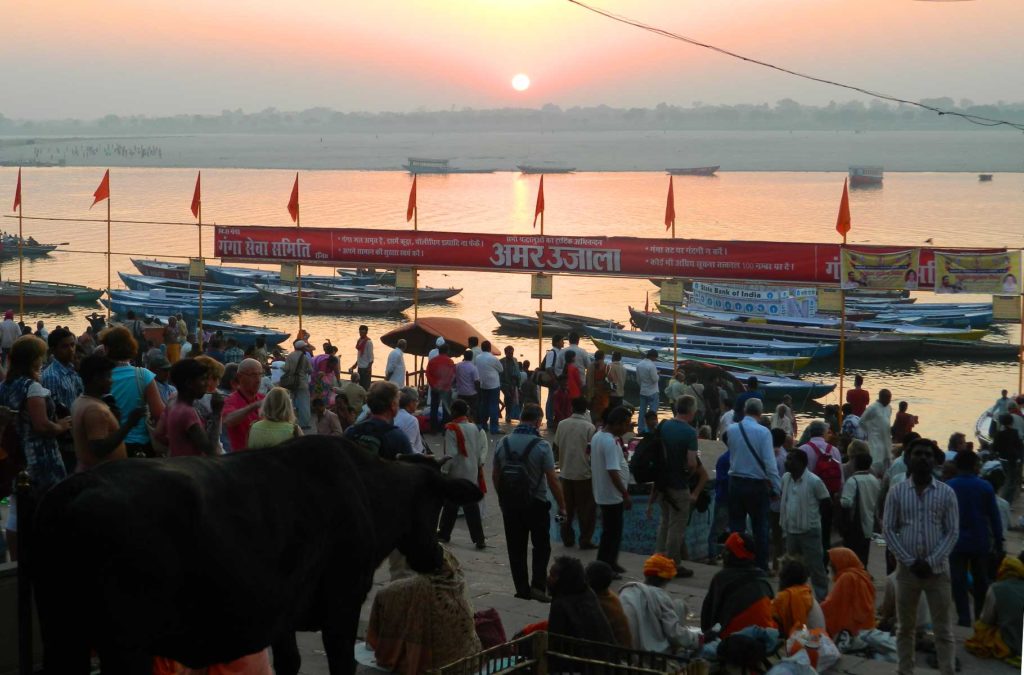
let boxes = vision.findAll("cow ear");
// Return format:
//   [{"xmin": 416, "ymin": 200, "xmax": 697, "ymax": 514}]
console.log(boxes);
[{"xmin": 439, "ymin": 476, "xmax": 483, "ymax": 505}]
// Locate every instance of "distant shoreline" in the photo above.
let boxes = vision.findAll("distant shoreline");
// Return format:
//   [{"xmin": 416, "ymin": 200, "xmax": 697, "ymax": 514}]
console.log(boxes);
[{"xmin": 1, "ymin": 130, "xmax": 1021, "ymax": 173}]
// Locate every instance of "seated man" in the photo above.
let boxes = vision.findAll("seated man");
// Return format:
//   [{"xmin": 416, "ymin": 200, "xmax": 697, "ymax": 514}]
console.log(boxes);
[
  {"xmin": 547, "ymin": 557, "xmax": 616, "ymax": 645},
  {"xmin": 966, "ymin": 552, "xmax": 1024, "ymax": 665},
  {"xmin": 585, "ymin": 561, "xmax": 633, "ymax": 648},
  {"xmin": 366, "ymin": 547, "xmax": 482, "ymax": 675},
  {"xmin": 700, "ymin": 533, "xmax": 777, "ymax": 638},
  {"xmin": 772, "ymin": 559, "xmax": 826, "ymax": 637},
  {"xmin": 619, "ymin": 554, "xmax": 690, "ymax": 653},
  {"xmin": 820, "ymin": 547, "xmax": 877, "ymax": 638}
]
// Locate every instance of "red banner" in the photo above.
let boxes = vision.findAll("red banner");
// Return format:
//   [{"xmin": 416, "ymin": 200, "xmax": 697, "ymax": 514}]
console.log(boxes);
[{"xmin": 214, "ymin": 226, "xmax": 999, "ymax": 287}]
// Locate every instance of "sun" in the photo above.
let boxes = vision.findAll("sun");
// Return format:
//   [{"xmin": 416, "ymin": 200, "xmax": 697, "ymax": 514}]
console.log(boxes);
[{"xmin": 511, "ymin": 73, "xmax": 531, "ymax": 92}]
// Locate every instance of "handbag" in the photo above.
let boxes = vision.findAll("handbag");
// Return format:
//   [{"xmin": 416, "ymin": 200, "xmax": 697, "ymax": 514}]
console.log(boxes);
[{"xmin": 136, "ymin": 367, "xmax": 168, "ymax": 457}]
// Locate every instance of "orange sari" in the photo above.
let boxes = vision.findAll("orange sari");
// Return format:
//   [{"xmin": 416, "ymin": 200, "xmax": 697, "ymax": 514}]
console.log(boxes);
[
  {"xmin": 820, "ymin": 547, "xmax": 876, "ymax": 638},
  {"xmin": 773, "ymin": 584, "xmax": 815, "ymax": 637}
]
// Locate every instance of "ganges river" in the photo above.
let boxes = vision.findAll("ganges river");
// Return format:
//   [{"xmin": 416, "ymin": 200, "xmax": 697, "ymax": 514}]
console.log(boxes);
[{"xmin": 1, "ymin": 167, "xmax": 1022, "ymax": 442}]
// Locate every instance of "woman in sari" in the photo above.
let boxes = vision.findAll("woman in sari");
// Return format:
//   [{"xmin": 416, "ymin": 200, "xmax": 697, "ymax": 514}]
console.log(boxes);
[
  {"xmin": 966, "ymin": 553, "xmax": 1024, "ymax": 666},
  {"xmin": 772, "ymin": 559, "xmax": 826, "ymax": 637},
  {"xmin": 311, "ymin": 355, "xmax": 340, "ymax": 406},
  {"xmin": 820, "ymin": 547, "xmax": 876, "ymax": 638},
  {"xmin": 367, "ymin": 546, "xmax": 482, "ymax": 675},
  {"xmin": 700, "ymin": 533, "xmax": 777, "ymax": 637},
  {"xmin": 587, "ymin": 350, "xmax": 610, "ymax": 424},
  {"xmin": 164, "ymin": 317, "xmax": 181, "ymax": 364}
]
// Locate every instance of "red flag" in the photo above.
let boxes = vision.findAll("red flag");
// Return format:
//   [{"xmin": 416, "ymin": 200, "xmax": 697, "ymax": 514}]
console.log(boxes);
[
  {"xmin": 12, "ymin": 168, "xmax": 21, "ymax": 212},
  {"xmin": 406, "ymin": 175, "xmax": 417, "ymax": 222},
  {"xmin": 91, "ymin": 169, "xmax": 110, "ymax": 208},
  {"xmin": 190, "ymin": 171, "xmax": 201, "ymax": 218},
  {"xmin": 287, "ymin": 173, "xmax": 299, "ymax": 223},
  {"xmin": 835, "ymin": 178, "xmax": 851, "ymax": 239},
  {"xmin": 532, "ymin": 175, "xmax": 545, "ymax": 228},
  {"xmin": 664, "ymin": 176, "xmax": 675, "ymax": 231}
]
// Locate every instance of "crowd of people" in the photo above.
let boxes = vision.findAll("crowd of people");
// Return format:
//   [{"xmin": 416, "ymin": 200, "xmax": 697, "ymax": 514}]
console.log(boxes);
[{"xmin": 1, "ymin": 309, "xmax": 1022, "ymax": 674}]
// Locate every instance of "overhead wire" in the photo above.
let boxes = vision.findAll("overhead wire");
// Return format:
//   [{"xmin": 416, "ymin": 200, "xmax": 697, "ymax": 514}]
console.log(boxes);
[{"xmin": 566, "ymin": 0, "xmax": 1024, "ymax": 132}]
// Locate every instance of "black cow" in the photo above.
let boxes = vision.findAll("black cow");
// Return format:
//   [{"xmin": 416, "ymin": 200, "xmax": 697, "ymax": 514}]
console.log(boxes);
[{"xmin": 31, "ymin": 436, "xmax": 482, "ymax": 674}]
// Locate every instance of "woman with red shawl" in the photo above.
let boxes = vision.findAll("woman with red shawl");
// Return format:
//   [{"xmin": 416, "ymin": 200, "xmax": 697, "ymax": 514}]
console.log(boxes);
[{"xmin": 700, "ymin": 532, "xmax": 777, "ymax": 637}]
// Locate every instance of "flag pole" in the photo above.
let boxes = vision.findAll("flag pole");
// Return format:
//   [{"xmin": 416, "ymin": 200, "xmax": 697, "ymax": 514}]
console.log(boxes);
[
  {"xmin": 197, "ymin": 195, "xmax": 203, "ymax": 341},
  {"xmin": 413, "ymin": 195, "xmax": 419, "ymax": 323},
  {"xmin": 17, "ymin": 172, "xmax": 24, "ymax": 322},
  {"xmin": 1018, "ymin": 270, "xmax": 1023, "ymax": 394},
  {"xmin": 538, "ymin": 208, "xmax": 544, "ymax": 367},
  {"xmin": 838, "ymin": 235, "xmax": 847, "ymax": 418},
  {"xmin": 296, "ymin": 203, "xmax": 302, "ymax": 333},
  {"xmin": 106, "ymin": 184, "xmax": 111, "ymax": 320}
]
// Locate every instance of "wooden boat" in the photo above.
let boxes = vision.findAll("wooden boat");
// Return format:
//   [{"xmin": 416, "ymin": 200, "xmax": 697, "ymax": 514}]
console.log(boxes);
[
  {"xmin": 665, "ymin": 166, "xmax": 719, "ymax": 176},
  {"xmin": 0, "ymin": 282, "xmax": 74, "ymax": 308},
  {"xmin": 870, "ymin": 310, "xmax": 993, "ymax": 329},
  {"xmin": 403, "ymin": 158, "xmax": 496, "ymax": 174},
  {"xmin": 205, "ymin": 266, "xmax": 278, "ymax": 287},
  {"xmin": 254, "ymin": 284, "xmax": 413, "ymax": 314},
  {"xmin": 0, "ymin": 235, "xmax": 60, "ymax": 257},
  {"xmin": 336, "ymin": 269, "xmax": 397, "ymax": 286},
  {"xmin": 920, "ymin": 339, "xmax": 1019, "ymax": 359},
  {"xmin": 306, "ymin": 280, "xmax": 461, "ymax": 302},
  {"xmin": 517, "ymin": 165, "xmax": 576, "ymax": 174},
  {"xmin": 6, "ymin": 280, "xmax": 102, "ymax": 303},
  {"xmin": 591, "ymin": 337, "xmax": 812, "ymax": 373},
  {"xmin": 849, "ymin": 166, "xmax": 883, "ymax": 187},
  {"xmin": 537, "ymin": 311, "xmax": 623, "ymax": 333},
  {"xmin": 193, "ymin": 319, "xmax": 290, "ymax": 347},
  {"xmin": 979, "ymin": 174, "xmax": 993, "ymax": 182},
  {"xmin": 131, "ymin": 258, "xmax": 195, "ymax": 280},
  {"xmin": 493, "ymin": 311, "xmax": 573, "ymax": 336},
  {"xmin": 118, "ymin": 273, "xmax": 260, "ymax": 303},
  {"xmin": 628, "ymin": 307, "xmax": 924, "ymax": 358},
  {"xmin": 585, "ymin": 325, "xmax": 837, "ymax": 359},
  {"xmin": 102, "ymin": 298, "xmax": 222, "ymax": 320}
]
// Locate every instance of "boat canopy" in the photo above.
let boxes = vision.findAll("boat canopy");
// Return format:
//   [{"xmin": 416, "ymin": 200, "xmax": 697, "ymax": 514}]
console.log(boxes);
[{"xmin": 380, "ymin": 317, "xmax": 498, "ymax": 357}]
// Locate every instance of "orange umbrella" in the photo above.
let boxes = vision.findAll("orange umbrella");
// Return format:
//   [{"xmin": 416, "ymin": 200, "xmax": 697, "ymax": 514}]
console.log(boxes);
[{"xmin": 380, "ymin": 317, "xmax": 497, "ymax": 357}]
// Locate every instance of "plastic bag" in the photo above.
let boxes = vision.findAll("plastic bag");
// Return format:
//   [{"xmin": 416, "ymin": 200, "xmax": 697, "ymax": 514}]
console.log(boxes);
[
  {"xmin": 786, "ymin": 626, "xmax": 840, "ymax": 672},
  {"xmin": 766, "ymin": 650, "xmax": 818, "ymax": 675}
]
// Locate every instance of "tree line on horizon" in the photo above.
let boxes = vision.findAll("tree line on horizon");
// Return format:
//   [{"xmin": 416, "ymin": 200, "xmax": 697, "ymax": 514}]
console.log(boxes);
[{"xmin": 1, "ymin": 98, "xmax": 1022, "ymax": 135}]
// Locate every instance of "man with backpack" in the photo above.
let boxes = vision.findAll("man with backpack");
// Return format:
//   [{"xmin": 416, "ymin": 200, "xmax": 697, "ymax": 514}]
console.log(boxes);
[
  {"xmin": 343, "ymin": 381, "xmax": 412, "ymax": 460},
  {"xmin": 280, "ymin": 339, "xmax": 313, "ymax": 433},
  {"xmin": 799, "ymin": 420, "xmax": 844, "ymax": 563},
  {"xmin": 492, "ymin": 403, "xmax": 567, "ymax": 602}
]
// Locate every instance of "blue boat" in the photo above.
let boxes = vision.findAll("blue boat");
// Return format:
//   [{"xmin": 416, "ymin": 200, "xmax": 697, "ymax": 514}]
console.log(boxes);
[
  {"xmin": 118, "ymin": 273, "xmax": 260, "ymax": 303},
  {"xmin": 585, "ymin": 325, "xmax": 837, "ymax": 360},
  {"xmin": 108, "ymin": 289, "xmax": 238, "ymax": 310},
  {"xmin": 102, "ymin": 298, "xmax": 220, "ymax": 321}
]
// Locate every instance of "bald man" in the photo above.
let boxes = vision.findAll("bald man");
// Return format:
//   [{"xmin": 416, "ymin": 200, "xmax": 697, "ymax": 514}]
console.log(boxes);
[{"xmin": 222, "ymin": 358, "xmax": 266, "ymax": 451}]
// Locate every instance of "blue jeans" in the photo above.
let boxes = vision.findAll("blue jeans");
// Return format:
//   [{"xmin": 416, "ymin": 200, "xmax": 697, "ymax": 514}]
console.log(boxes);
[
  {"xmin": 638, "ymin": 393, "xmax": 659, "ymax": 433},
  {"xmin": 478, "ymin": 388, "xmax": 501, "ymax": 433},
  {"xmin": 293, "ymin": 387, "xmax": 312, "ymax": 432},
  {"xmin": 728, "ymin": 476, "xmax": 771, "ymax": 571}
]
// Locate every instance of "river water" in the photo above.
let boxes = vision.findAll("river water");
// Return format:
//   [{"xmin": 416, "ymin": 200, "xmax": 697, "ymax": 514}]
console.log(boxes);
[{"xmin": 1, "ymin": 167, "xmax": 1021, "ymax": 442}]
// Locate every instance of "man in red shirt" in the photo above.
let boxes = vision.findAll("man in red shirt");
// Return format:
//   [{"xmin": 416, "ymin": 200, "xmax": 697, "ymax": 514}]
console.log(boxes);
[
  {"xmin": 426, "ymin": 344, "xmax": 456, "ymax": 433},
  {"xmin": 222, "ymin": 358, "xmax": 265, "ymax": 450},
  {"xmin": 846, "ymin": 375, "xmax": 870, "ymax": 417}
]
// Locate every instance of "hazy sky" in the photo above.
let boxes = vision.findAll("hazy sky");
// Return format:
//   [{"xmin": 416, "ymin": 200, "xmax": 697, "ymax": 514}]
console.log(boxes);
[{"xmin": 3, "ymin": 0, "xmax": 1022, "ymax": 119}]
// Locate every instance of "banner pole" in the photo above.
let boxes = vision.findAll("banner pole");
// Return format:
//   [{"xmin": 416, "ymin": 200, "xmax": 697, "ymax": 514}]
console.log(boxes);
[
  {"xmin": 413, "ymin": 204, "xmax": 418, "ymax": 322},
  {"xmin": 17, "ymin": 193, "xmax": 23, "ymax": 322},
  {"xmin": 838, "ymin": 238, "xmax": 847, "ymax": 421},
  {"xmin": 538, "ymin": 211, "xmax": 544, "ymax": 370},
  {"xmin": 1018, "ymin": 286, "xmax": 1023, "ymax": 394},
  {"xmin": 296, "ymin": 207, "xmax": 303, "ymax": 334}
]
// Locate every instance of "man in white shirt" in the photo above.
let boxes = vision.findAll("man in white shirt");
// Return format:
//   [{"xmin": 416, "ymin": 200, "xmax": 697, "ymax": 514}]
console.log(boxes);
[
  {"xmin": 474, "ymin": 340, "xmax": 505, "ymax": 435},
  {"xmin": 591, "ymin": 406, "xmax": 634, "ymax": 577},
  {"xmin": 780, "ymin": 449, "xmax": 832, "ymax": 600},
  {"xmin": 427, "ymin": 336, "xmax": 445, "ymax": 361},
  {"xmin": 394, "ymin": 387, "xmax": 425, "ymax": 454},
  {"xmin": 542, "ymin": 334, "xmax": 565, "ymax": 424},
  {"xmin": 384, "ymin": 339, "xmax": 407, "ymax": 386},
  {"xmin": 349, "ymin": 324, "xmax": 374, "ymax": 389},
  {"xmin": 635, "ymin": 349, "xmax": 661, "ymax": 434},
  {"xmin": 841, "ymin": 452, "xmax": 882, "ymax": 567},
  {"xmin": 555, "ymin": 332, "xmax": 592, "ymax": 375},
  {"xmin": 553, "ymin": 397, "xmax": 597, "ymax": 549},
  {"xmin": 726, "ymin": 398, "xmax": 782, "ymax": 572},
  {"xmin": 438, "ymin": 398, "xmax": 487, "ymax": 547},
  {"xmin": 860, "ymin": 389, "xmax": 893, "ymax": 476}
]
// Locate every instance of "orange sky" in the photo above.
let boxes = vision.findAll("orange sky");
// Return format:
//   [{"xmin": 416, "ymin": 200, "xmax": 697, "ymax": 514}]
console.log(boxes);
[{"xmin": 2, "ymin": 0, "xmax": 1021, "ymax": 118}]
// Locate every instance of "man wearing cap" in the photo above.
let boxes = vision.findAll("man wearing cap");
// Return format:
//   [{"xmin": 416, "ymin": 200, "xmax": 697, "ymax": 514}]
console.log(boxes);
[
  {"xmin": 635, "ymin": 349, "xmax": 660, "ymax": 434},
  {"xmin": 618, "ymin": 554, "xmax": 689, "ymax": 653},
  {"xmin": 427, "ymin": 336, "xmax": 445, "ymax": 361},
  {"xmin": 146, "ymin": 353, "xmax": 176, "ymax": 405},
  {"xmin": 282, "ymin": 339, "xmax": 314, "ymax": 432},
  {"xmin": 349, "ymin": 325, "xmax": 374, "ymax": 389}
]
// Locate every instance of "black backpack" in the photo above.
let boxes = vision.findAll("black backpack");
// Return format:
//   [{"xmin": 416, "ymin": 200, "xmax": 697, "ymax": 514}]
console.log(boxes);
[
  {"xmin": 628, "ymin": 421, "xmax": 667, "ymax": 485},
  {"xmin": 496, "ymin": 437, "xmax": 543, "ymax": 509}
]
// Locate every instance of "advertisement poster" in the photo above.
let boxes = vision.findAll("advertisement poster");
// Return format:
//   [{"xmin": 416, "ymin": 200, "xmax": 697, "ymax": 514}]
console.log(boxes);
[
  {"xmin": 933, "ymin": 250, "xmax": 1021, "ymax": 294},
  {"xmin": 690, "ymin": 282, "xmax": 817, "ymax": 317},
  {"xmin": 840, "ymin": 249, "xmax": 921, "ymax": 290}
]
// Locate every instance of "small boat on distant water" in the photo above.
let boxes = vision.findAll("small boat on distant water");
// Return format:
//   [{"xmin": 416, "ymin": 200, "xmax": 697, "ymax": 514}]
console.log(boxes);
[
  {"xmin": 537, "ymin": 311, "xmax": 623, "ymax": 333},
  {"xmin": 517, "ymin": 165, "xmax": 576, "ymax": 174},
  {"xmin": 979, "ymin": 174, "xmax": 993, "ymax": 182},
  {"xmin": 849, "ymin": 166, "xmax": 884, "ymax": 187},
  {"xmin": 403, "ymin": 158, "xmax": 496, "ymax": 174},
  {"xmin": 665, "ymin": 166, "xmax": 719, "ymax": 176},
  {"xmin": 7, "ymin": 280, "xmax": 102, "ymax": 304},
  {"xmin": 0, "ymin": 234, "xmax": 61, "ymax": 257},
  {"xmin": 493, "ymin": 312, "xmax": 572, "ymax": 336},
  {"xmin": 305, "ymin": 280, "xmax": 460, "ymax": 302}
]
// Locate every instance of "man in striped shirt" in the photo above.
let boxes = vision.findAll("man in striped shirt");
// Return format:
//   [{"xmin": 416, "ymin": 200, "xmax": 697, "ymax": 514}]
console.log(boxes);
[{"xmin": 882, "ymin": 438, "xmax": 959, "ymax": 675}]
